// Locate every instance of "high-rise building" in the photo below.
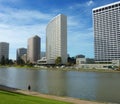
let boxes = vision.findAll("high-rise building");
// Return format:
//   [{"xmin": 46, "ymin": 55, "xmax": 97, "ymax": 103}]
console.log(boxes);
[
  {"xmin": 46, "ymin": 14, "xmax": 67, "ymax": 64},
  {"xmin": 16, "ymin": 48, "xmax": 27, "ymax": 60},
  {"xmin": 27, "ymin": 35, "xmax": 41, "ymax": 63},
  {"xmin": 93, "ymin": 1, "xmax": 120, "ymax": 62},
  {"xmin": 0, "ymin": 42, "xmax": 9, "ymax": 61}
]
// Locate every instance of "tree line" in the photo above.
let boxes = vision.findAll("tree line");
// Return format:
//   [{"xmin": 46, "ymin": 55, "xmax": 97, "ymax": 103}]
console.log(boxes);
[{"xmin": 0, "ymin": 56, "xmax": 13, "ymax": 65}]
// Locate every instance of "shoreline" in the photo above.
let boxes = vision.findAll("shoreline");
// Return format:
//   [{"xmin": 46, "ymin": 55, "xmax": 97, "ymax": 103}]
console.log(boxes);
[
  {"xmin": 0, "ymin": 84, "xmax": 105, "ymax": 104},
  {"xmin": 1, "ymin": 65, "xmax": 120, "ymax": 73}
]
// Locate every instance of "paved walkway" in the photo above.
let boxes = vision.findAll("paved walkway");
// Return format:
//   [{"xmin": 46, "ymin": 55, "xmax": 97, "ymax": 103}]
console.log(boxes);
[{"xmin": 0, "ymin": 85, "xmax": 105, "ymax": 104}]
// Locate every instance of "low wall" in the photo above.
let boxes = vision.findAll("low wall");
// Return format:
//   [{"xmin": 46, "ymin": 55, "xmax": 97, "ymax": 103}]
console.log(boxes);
[{"xmin": 76, "ymin": 64, "xmax": 112, "ymax": 69}]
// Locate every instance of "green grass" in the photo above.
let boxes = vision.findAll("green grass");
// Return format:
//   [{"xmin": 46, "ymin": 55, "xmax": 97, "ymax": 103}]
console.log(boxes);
[{"xmin": 0, "ymin": 90, "xmax": 71, "ymax": 104}]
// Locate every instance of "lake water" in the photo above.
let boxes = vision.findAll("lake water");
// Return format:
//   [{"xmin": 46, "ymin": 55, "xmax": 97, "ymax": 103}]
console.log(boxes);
[{"xmin": 0, "ymin": 67, "xmax": 120, "ymax": 103}]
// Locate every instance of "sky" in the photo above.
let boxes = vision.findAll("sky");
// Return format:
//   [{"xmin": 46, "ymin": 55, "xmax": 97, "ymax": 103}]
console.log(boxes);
[{"xmin": 0, "ymin": 0, "xmax": 120, "ymax": 60}]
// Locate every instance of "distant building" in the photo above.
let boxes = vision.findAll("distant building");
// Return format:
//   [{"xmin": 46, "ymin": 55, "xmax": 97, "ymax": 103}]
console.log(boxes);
[
  {"xmin": 76, "ymin": 54, "xmax": 85, "ymax": 58},
  {"xmin": 0, "ymin": 42, "xmax": 9, "ymax": 61},
  {"xmin": 93, "ymin": 1, "xmax": 120, "ymax": 62},
  {"xmin": 46, "ymin": 14, "xmax": 67, "ymax": 64},
  {"xmin": 41, "ymin": 52, "xmax": 46, "ymax": 58},
  {"xmin": 16, "ymin": 48, "xmax": 27, "ymax": 60},
  {"xmin": 76, "ymin": 58, "xmax": 86, "ymax": 65},
  {"xmin": 37, "ymin": 57, "xmax": 47, "ymax": 65},
  {"xmin": 27, "ymin": 35, "xmax": 41, "ymax": 63},
  {"xmin": 76, "ymin": 63, "xmax": 112, "ymax": 69}
]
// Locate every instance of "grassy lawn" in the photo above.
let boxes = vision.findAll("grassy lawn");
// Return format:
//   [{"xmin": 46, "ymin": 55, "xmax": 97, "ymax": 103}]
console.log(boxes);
[{"xmin": 0, "ymin": 90, "xmax": 71, "ymax": 104}]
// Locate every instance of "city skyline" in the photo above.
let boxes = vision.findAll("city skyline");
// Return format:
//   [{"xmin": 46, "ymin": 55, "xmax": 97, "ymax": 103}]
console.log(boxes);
[{"xmin": 0, "ymin": 0, "xmax": 119, "ymax": 59}]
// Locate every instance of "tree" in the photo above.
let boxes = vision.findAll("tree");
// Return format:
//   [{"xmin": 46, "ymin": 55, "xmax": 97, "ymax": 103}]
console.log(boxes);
[
  {"xmin": 8, "ymin": 59, "xmax": 14, "ymax": 65},
  {"xmin": 55, "ymin": 57, "xmax": 62, "ymax": 65},
  {"xmin": 67, "ymin": 57, "xmax": 76, "ymax": 66},
  {"xmin": 16, "ymin": 57, "xmax": 25, "ymax": 65},
  {"xmin": 5, "ymin": 58, "xmax": 9, "ymax": 65},
  {"xmin": 0, "ymin": 56, "xmax": 6, "ymax": 65},
  {"xmin": 0, "ymin": 56, "xmax": 14, "ymax": 65},
  {"xmin": 86, "ymin": 58, "xmax": 95, "ymax": 64}
]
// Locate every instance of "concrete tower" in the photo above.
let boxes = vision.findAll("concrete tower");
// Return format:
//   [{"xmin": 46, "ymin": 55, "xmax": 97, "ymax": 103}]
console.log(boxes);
[
  {"xmin": 93, "ymin": 1, "xmax": 120, "ymax": 62},
  {"xmin": 46, "ymin": 14, "xmax": 67, "ymax": 64},
  {"xmin": 27, "ymin": 35, "xmax": 41, "ymax": 63},
  {"xmin": 0, "ymin": 42, "xmax": 9, "ymax": 61}
]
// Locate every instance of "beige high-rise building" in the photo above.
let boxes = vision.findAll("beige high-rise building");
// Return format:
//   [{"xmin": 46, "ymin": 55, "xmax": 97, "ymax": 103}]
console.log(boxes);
[
  {"xmin": 46, "ymin": 14, "xmax": 67, "ymax": 64},
  {"xmin": 0, "ymin": 42, "xmax": 9, "ymax": 61},
  {"xmin": 27, "ymin": 35, "xmax": 41, "ymax": 63}
]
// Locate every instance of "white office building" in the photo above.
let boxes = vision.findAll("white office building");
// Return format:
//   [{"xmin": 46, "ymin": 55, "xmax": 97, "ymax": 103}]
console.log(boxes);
[
  {"xmin": 93, "ymin": 1, "xmax": 120, "ymax": 62},
  {"xmin": 46, "ymin": 14, "xmax": 67, "ymax": 64},
  {"xmin": 0, "ymin": 42, "xmax": 9, "ymax": 61}
]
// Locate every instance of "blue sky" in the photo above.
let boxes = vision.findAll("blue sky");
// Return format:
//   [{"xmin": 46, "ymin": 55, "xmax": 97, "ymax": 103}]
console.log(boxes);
[{"xmin": 0, "ymin": 0, "xmax": 119, "ymax": 59}]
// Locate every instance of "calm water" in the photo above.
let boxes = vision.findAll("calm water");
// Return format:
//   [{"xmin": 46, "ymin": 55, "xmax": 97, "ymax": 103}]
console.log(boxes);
[{"xmin": 0, "ymin": 67, "xmax": 120, "ymax": 103}]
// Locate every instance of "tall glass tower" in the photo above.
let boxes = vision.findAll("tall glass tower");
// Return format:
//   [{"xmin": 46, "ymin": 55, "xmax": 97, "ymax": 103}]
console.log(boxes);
[
  {"xmin": 46, "ymin": 14, "xmax": 67, "ymax": 64},
  {"xmin": 93, "ymin": 1, "xmax": 120, "ymax": 62}
]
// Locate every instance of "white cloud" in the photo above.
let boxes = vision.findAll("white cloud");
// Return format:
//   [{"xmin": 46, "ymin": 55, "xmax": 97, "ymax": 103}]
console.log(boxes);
[
  {"xmin": 68, "ymin": 16, "xmax": 79, "ymax": 27},
  {"xmin": 68, "ymin": 3, "xmax": 82, "ymax": 10},
  {"xmin": 87, "ymin": 0, "xmax": 94, "ymax": 6},
  {"xmin": 68, "ymin": 15, "xmax": 88, "ymax": 30},
  {"xmin": 68, "ymin": 28, "xmax": 94, "ymax": 57},
  {"xmin": 0, "ymin": 6, "xmax": 52, "ymax": 59},
  {"xmin": 68, "ymin": 0, "xmax": 94, "ymax": 10},
  {"xmin": 0, "ymin": 2, "xmax": 94, "ymax": 59},
  {"xmin": 0, "ymin": 24, "xmax": 46, "ymax": 59},
  {"xmin": 0, "ymin": 7, "xmax": 52, "ymax": 26}
]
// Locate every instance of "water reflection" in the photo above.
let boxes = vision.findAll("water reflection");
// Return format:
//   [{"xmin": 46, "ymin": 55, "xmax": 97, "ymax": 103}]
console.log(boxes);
[
  {"xmin": 96, "ymin": 73, "xmax": 120, "ymax": 103},
  {"xmin": 46, "ymin": 71, "xmax": 67, "ymax": 96},
  {"xmin": 0, "ymin": 67, "xmax": 120, "ymax": 103},
  {"xmin": 66, "ymin": 72, "xmax": 97, "ymax": 100},
  {"xmin": 35, "ymin": 70, "xmax": 49, "ymax": 94},
  {"xmin": 0, "ymin": 67, "xmax": 20, "ymax": 87}
]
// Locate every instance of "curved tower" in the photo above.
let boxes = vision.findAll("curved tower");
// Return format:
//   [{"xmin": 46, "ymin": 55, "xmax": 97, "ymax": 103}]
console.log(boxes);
[{"xmin": 46, "ymin": 14, "xmax": 67, "ymax": 64}]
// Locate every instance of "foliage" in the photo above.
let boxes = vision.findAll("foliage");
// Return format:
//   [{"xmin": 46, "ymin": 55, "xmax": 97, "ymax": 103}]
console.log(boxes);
[
  {"xmin": 55, "ymin": 57, "xmax": 62, "ymax": 65},
  {"xmin": 76, "ymin": 55, "xmax": 85, "ymax": 58},
  {"xmin": 0, "ymin": 56, "xmax": 14, "ymax": 65},
  {"xmin": 86, "ymin": 58, "xmax": 95, "ymax": 64},
  {"xmin": 0, "ymin": 56, "xmax": 5, "ymax": 65},
  {"xmin": 67, "ymin": 57, "xmax": 76, "ymax": 66},
  {"xmin": 0, "ymin": 90, "xmax": 70, "ymax": 104},
  {"xmin": 27, "ymin": 63, "xmax": 34, "ymax": 67},
  {"xmin": 9, "ymin": 59, "xmax": 14, "ymax": 65},
  {"xmin": 16, "ymin": 57, "xmax": 25, "ymax": 65},
  {"xmin": 26, "ymin": 60, "xmax": 34, "ymax": 67}
]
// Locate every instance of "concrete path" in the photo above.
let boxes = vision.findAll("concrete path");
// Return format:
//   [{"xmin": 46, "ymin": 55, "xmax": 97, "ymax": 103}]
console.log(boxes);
[{"xmin": 0, "ymin": 85, "xmax": 106, "ymax": 104}]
